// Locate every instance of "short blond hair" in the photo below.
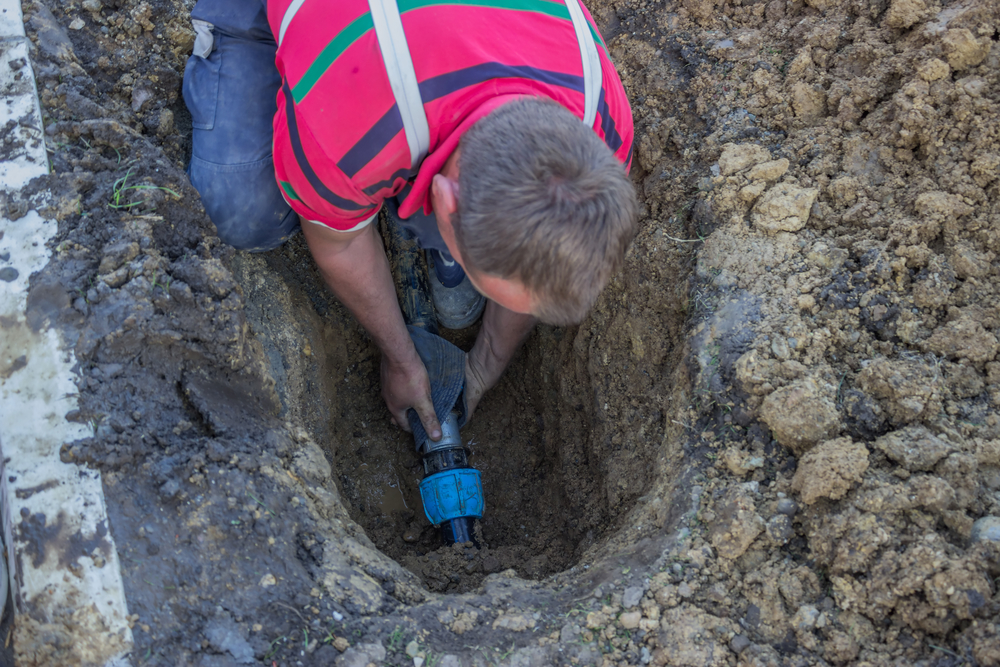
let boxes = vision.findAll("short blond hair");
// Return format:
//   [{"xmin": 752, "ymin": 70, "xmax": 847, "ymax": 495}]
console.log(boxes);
[{"xmin": 454, "ymin": 98, "xmax": 637, "ymax": 325}]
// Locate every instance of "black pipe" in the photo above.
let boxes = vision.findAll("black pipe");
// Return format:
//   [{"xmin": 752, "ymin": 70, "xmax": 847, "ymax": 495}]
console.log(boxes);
[{"xmin": 381, "ymin": 210, "xmax": 437, "ymax": 334}]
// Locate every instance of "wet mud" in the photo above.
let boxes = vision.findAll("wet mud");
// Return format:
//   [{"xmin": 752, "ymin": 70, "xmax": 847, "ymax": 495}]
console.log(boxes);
[{"xmin": 10, "ymin": 0, "xmax": 1000, "ymax": 664}]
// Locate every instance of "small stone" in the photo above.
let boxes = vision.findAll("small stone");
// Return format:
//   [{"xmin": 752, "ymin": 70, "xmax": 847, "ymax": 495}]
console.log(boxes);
[
  {"xmin": 766, "ymin": 515, "xmax": 794, "ymax": 544},
  {"xmin": 730, "ymin": 634, "xmax": 751, "ymax": 654},
  {"xmin": 917, "ymin": 57, "xmax": 950, "ymax": 82},
  {"xmin": 875, "ymin": 425, "xmax": 951, "ymax": 471},
  {"xmin": 708, "ymin": 486, "xmax": 765, "ymax": 559},
  {"xmin": 886, "ymin": 0, "xmax": 927, "ymax": 29},
  {"xmin": 792, "ymin": 604, "xmax": 820, "ymax": 630},
  {"xmin": 259, "ymin": 573, "xmax": 277, "ymax": 587},
  {"xmin": 678, "ymin": 582, "xmax": 693, "ymax": 598},
  {"xmin": 942, "ymin": 28, "xmax": 990, "ymax": 70},
  {"xmin": 747, "ymin": 158, "xmax": 789, "ymax": 182},
  {"xmin": 69, "ymin": 17, "xmax": 86, "ymax": 30},
  {"xmin": 82, "ymin": 0, "xmax": 102, "ymax": 10},
  {"xmin": 405, "ymin": 641, "xmax": 420, "ymax": 658},
  {"xmin": 157, "ymin": 108, "xmax": 175, "ymax": 136},
  {"xmin": 0, "ymin": 267, "xmax": 19, "ymax": 282},
  {"xmin": 791, "ymin": 437, "xmax": 869, "ymax": 505},
  {"xmin": 622, "ymin": 585, "xmax": 644, "ymax": 609},
  {"xmin": 760, "ymin": 377, "xmax": 840, "ymax": 453},
  {"xmin": 718, "ymin": 143, "xmax": 771, "ymax": 175},
  {"xmin": 971, "ymin": 516, "xmax": 1000, "ymax": 543},
  {"xmin": 98, "ymin": 241, "xmax": 140, "ymax": 274},
  {"xmin": 752, "ymin": 184, "xmax": 820, "ymax": 234},
  {"xmin": 492, "ymin": 614, "xmax": 535, "ymax": 631},
  {"xmin": 585, "ymin": 611, "xmax": 608, "ymax": 630},
  {"xmin": 739, "ymin": 181, "xmax": 767, "ymax": 203},
  {"xmin": 776, "ymin": 498, "xmax": 797, "ymax": 516},
  {"xmin": 797, "ymin": 294, "xmax": 816, "ymax": 310},
  {"xmin": 619, "ymin": 611, "xmax": 641, "ymax": 630}
]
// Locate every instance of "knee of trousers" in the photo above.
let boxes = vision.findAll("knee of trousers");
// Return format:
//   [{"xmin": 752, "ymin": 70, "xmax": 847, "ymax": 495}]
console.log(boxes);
[{"xmin": 188, "ymin": 155, "xmax": 298, "ymax": 252}]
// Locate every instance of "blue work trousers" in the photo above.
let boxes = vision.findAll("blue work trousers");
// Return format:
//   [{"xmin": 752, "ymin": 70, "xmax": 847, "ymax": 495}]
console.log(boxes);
[{"xmin": 182, "ymin": 0, "xmax": 450, "ymax": 254}]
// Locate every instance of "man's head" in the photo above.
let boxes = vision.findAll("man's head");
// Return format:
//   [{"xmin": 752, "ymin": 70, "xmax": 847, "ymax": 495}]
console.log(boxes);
[{"xmin": 431, "ymin": 97, "xmax": 638, "ymax": 325}]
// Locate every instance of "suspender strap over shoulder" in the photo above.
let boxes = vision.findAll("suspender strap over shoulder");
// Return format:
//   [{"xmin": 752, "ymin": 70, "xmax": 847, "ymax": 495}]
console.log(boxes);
[
  {"xmin": 281, "ymin": 0, "xmax": 605, "ymax": 171},
  {"xmin": 369, "ymin": 0, "xmax": 431, "ymax": 170},
  {"xmin": 564, "ymin": 0, "xmax": 602, "ymax": 128}
]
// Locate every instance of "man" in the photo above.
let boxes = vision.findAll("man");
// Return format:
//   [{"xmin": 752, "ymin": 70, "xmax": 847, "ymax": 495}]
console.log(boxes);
[{"xmin": 183, "ymin": 0, "xmax": 637, "ymax": 442}]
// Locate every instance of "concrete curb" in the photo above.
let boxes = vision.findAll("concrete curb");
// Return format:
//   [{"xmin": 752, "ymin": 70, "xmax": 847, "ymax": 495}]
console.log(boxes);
[{"xmin": 0, "ymin": 0, "xmax": 133, "ymax": 663}]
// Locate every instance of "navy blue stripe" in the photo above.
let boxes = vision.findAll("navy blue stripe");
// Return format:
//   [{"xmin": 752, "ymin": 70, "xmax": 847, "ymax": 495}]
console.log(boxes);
[
  {"xmin": 339, "ymin": 106, "xmax": 406, "ymax": 179},
  {"xmin": 339, "ymin": 63, "xmax": 585, "ymax": 179},
  {"xmin": 282, "ymin": 81, "xmax": 370, "ymax": 212},
  {"xmin": 597, "ymin": 88, "xmax": 623, "ymax": 152},
  {"xmin": 362, "ymin": 167, "xmax": 413, "ymax": 196},
  {"xmin": 624, "ymin": 142, "xmax": 633, "ymax": 168},
  {"xmin": 420, "ymin": 63, "xmax": 583, "ymax": 103}
]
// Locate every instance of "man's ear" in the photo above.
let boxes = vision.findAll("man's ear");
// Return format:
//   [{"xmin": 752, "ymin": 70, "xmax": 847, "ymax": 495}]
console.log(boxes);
[{"xmin": 431, "ymin": 173, "xmax": 459, "ymax": 219}]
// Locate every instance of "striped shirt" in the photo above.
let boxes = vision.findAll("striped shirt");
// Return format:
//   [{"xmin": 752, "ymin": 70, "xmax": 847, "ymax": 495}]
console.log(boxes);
[{"xmin": 267, "ymin": 0, "xmax": 634, "ymax": 231}]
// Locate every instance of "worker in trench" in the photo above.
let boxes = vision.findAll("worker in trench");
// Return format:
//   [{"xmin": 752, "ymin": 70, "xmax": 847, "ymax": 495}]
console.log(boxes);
[{"xmin": 181, "ymin": 0, "xmax": 637, "ymax": 442}]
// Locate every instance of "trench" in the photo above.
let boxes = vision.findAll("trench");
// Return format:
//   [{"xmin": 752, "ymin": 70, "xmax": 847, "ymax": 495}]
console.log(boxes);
[{"xmin": 230, "ymin": 215, "xmax": 694, "ymax": 592}]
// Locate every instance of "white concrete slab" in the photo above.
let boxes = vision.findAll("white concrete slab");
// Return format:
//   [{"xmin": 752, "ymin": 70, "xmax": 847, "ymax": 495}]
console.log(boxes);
[{"xmin": 0, "ymin": 0, "xmax": 133, "ymax": 663}]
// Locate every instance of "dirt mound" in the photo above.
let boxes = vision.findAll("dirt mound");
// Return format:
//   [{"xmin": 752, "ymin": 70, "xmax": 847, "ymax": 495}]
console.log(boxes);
[{"xmin": 12, "ymin": 0, "xmax": 1000, "ymax": 664}]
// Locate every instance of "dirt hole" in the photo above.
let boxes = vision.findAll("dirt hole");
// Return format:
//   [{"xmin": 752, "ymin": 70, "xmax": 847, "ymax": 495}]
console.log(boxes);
[{"xmin": 231, "ymin": 220, "xmax": 692, "ymax": 592}]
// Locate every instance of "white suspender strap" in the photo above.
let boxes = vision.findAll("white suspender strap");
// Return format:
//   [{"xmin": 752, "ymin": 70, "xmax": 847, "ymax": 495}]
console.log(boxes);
[
  {"xmin": 564, "ymin": 0, "xmax": 602, "ymax": 128},
  {"xmin": 369, "ymin": 0, "xmax": 431, "ymax": 170},
  {"xmin": 278, "ymin": 0, "xmax": 308, "ymax": 46}
]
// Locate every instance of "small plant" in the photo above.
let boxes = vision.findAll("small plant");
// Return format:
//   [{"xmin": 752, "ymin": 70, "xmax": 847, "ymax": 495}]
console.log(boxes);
[
  {"xmin": 109, "ymin": 167, "xmax": 179, "ymax": 210},
  {"xmin": 263, "ymin": 636, "xmax": 287, "ymax": 660},
  {"xmin": 387, "ymin": 625, "xmax": 406, "ymax": 653},
  {"xmin": 247, "ymin": 491, "xmax": 275, "ymax": 516},
  {"xmin": 87, "ymin": 413, "xmax": 105, "ymax": 435},
  {"xmin": 150, "ymin": 272, "xmax": 171, "ymax": 293}
]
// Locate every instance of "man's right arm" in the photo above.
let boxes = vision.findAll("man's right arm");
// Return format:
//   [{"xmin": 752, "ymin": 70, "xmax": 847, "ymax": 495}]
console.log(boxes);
[{"xmin": 299, "ymin": 217, "xmax": 442, "ymax": 441}]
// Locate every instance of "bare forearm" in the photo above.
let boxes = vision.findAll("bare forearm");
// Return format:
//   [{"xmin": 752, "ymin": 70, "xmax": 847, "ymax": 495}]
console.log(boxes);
[
  {"xmin": 466, "ymin": 301, "xmax": 536, "ymax": 414},
  {"xmin": 302, "ymin": 221, "xmax": 414, "ymax": 364},
  {"xmin": 300, "ymin": 218, "xmax": 441, "ymax": 438}
]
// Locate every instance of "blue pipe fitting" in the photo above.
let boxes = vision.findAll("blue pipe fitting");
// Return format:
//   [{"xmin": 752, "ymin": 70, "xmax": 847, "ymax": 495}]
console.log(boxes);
[{"xmin": 419, "ymin": 468, "xmax": 484, "ymax": 526}]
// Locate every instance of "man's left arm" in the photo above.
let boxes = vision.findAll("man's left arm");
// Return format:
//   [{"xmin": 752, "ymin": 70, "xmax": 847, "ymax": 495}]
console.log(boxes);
[{"xmin": 464, "ymin": 301, "xmax": 536, "ymax": 418}]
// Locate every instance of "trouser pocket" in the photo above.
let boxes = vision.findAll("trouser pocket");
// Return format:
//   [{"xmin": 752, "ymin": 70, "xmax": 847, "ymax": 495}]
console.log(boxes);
[{"xmin": 182, "ymin": 41, "xmax": 221, "ymax": 130}]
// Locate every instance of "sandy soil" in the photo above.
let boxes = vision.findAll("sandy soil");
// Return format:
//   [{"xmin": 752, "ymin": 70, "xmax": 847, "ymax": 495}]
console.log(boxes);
[{"xmin": 9, "ymin": 0, "xmax": 1000, "ymax": 664}]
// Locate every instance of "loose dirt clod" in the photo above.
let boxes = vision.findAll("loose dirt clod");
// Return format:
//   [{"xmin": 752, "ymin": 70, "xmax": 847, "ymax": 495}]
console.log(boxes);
[{"xmin": 14, "ymin": 0, "xmax": 1000, "ymax": 664}]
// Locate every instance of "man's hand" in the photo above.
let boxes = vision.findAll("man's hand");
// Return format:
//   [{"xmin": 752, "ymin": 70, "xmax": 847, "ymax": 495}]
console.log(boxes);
[
  {"xmin": 300, "ymin": 217, "xmax": 441, "ymax": 440},
  {"xmin": 464, "ymin": 300, "xmax": 536, "ymax": 419},
  {"xmin": 381, "ymin": 351, "xmax": 441, "ymax": 439}
]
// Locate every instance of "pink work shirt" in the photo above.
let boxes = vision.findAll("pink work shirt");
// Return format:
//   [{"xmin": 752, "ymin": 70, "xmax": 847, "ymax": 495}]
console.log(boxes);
[{"xmin": 267, "ymin": 0, "xmax": 634, "ymax": 231}]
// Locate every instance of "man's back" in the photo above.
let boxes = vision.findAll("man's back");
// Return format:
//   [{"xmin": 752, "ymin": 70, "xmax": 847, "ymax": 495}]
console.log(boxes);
[{"xmin": 266, "ymin": 0, "xmax": 634, "ymax": 230}]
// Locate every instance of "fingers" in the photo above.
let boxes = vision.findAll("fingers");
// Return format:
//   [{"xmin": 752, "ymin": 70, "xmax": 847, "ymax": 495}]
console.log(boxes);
[
  {"xmin": 413, "ymin": 394, "xmax": 442, "ymax": 441},
  {"xmin": 389, "ymin": 414, "xmax": 410, "ymax": 433},
  {"xmin": 381, "ymin": 355, "xmax": 441, "ymax": 440}
]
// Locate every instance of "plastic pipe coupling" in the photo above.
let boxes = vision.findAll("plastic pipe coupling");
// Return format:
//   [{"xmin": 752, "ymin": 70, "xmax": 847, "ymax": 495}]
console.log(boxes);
[{"xmin": 418, "ymin": 411, "xmax": 483, "ymax": 545}]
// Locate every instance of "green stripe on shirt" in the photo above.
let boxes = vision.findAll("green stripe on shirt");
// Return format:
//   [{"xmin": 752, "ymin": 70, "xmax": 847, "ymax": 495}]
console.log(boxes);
[
  {"xmin": 292, "ymin": 12, "xmax": 374, "ymax": 103},
  {"xmin": 279, "ymin": 180, "xmax": 301, "ymax": 201},
  {"xmin": 290, "ymin": 0, "xmax": 605, "ymax": 103}
]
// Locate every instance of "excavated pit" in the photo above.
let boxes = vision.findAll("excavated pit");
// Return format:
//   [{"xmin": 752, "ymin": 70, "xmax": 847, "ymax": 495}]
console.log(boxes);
[{"xmin": 230, "ymin": 222, "xmax": 696, "ymax": 592}]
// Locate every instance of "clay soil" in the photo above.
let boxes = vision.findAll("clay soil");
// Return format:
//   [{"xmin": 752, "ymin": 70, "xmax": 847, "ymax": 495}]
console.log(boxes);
[{"xmin": 9, "ymin": 0, "xmax": 1000, "ymax": 664}]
